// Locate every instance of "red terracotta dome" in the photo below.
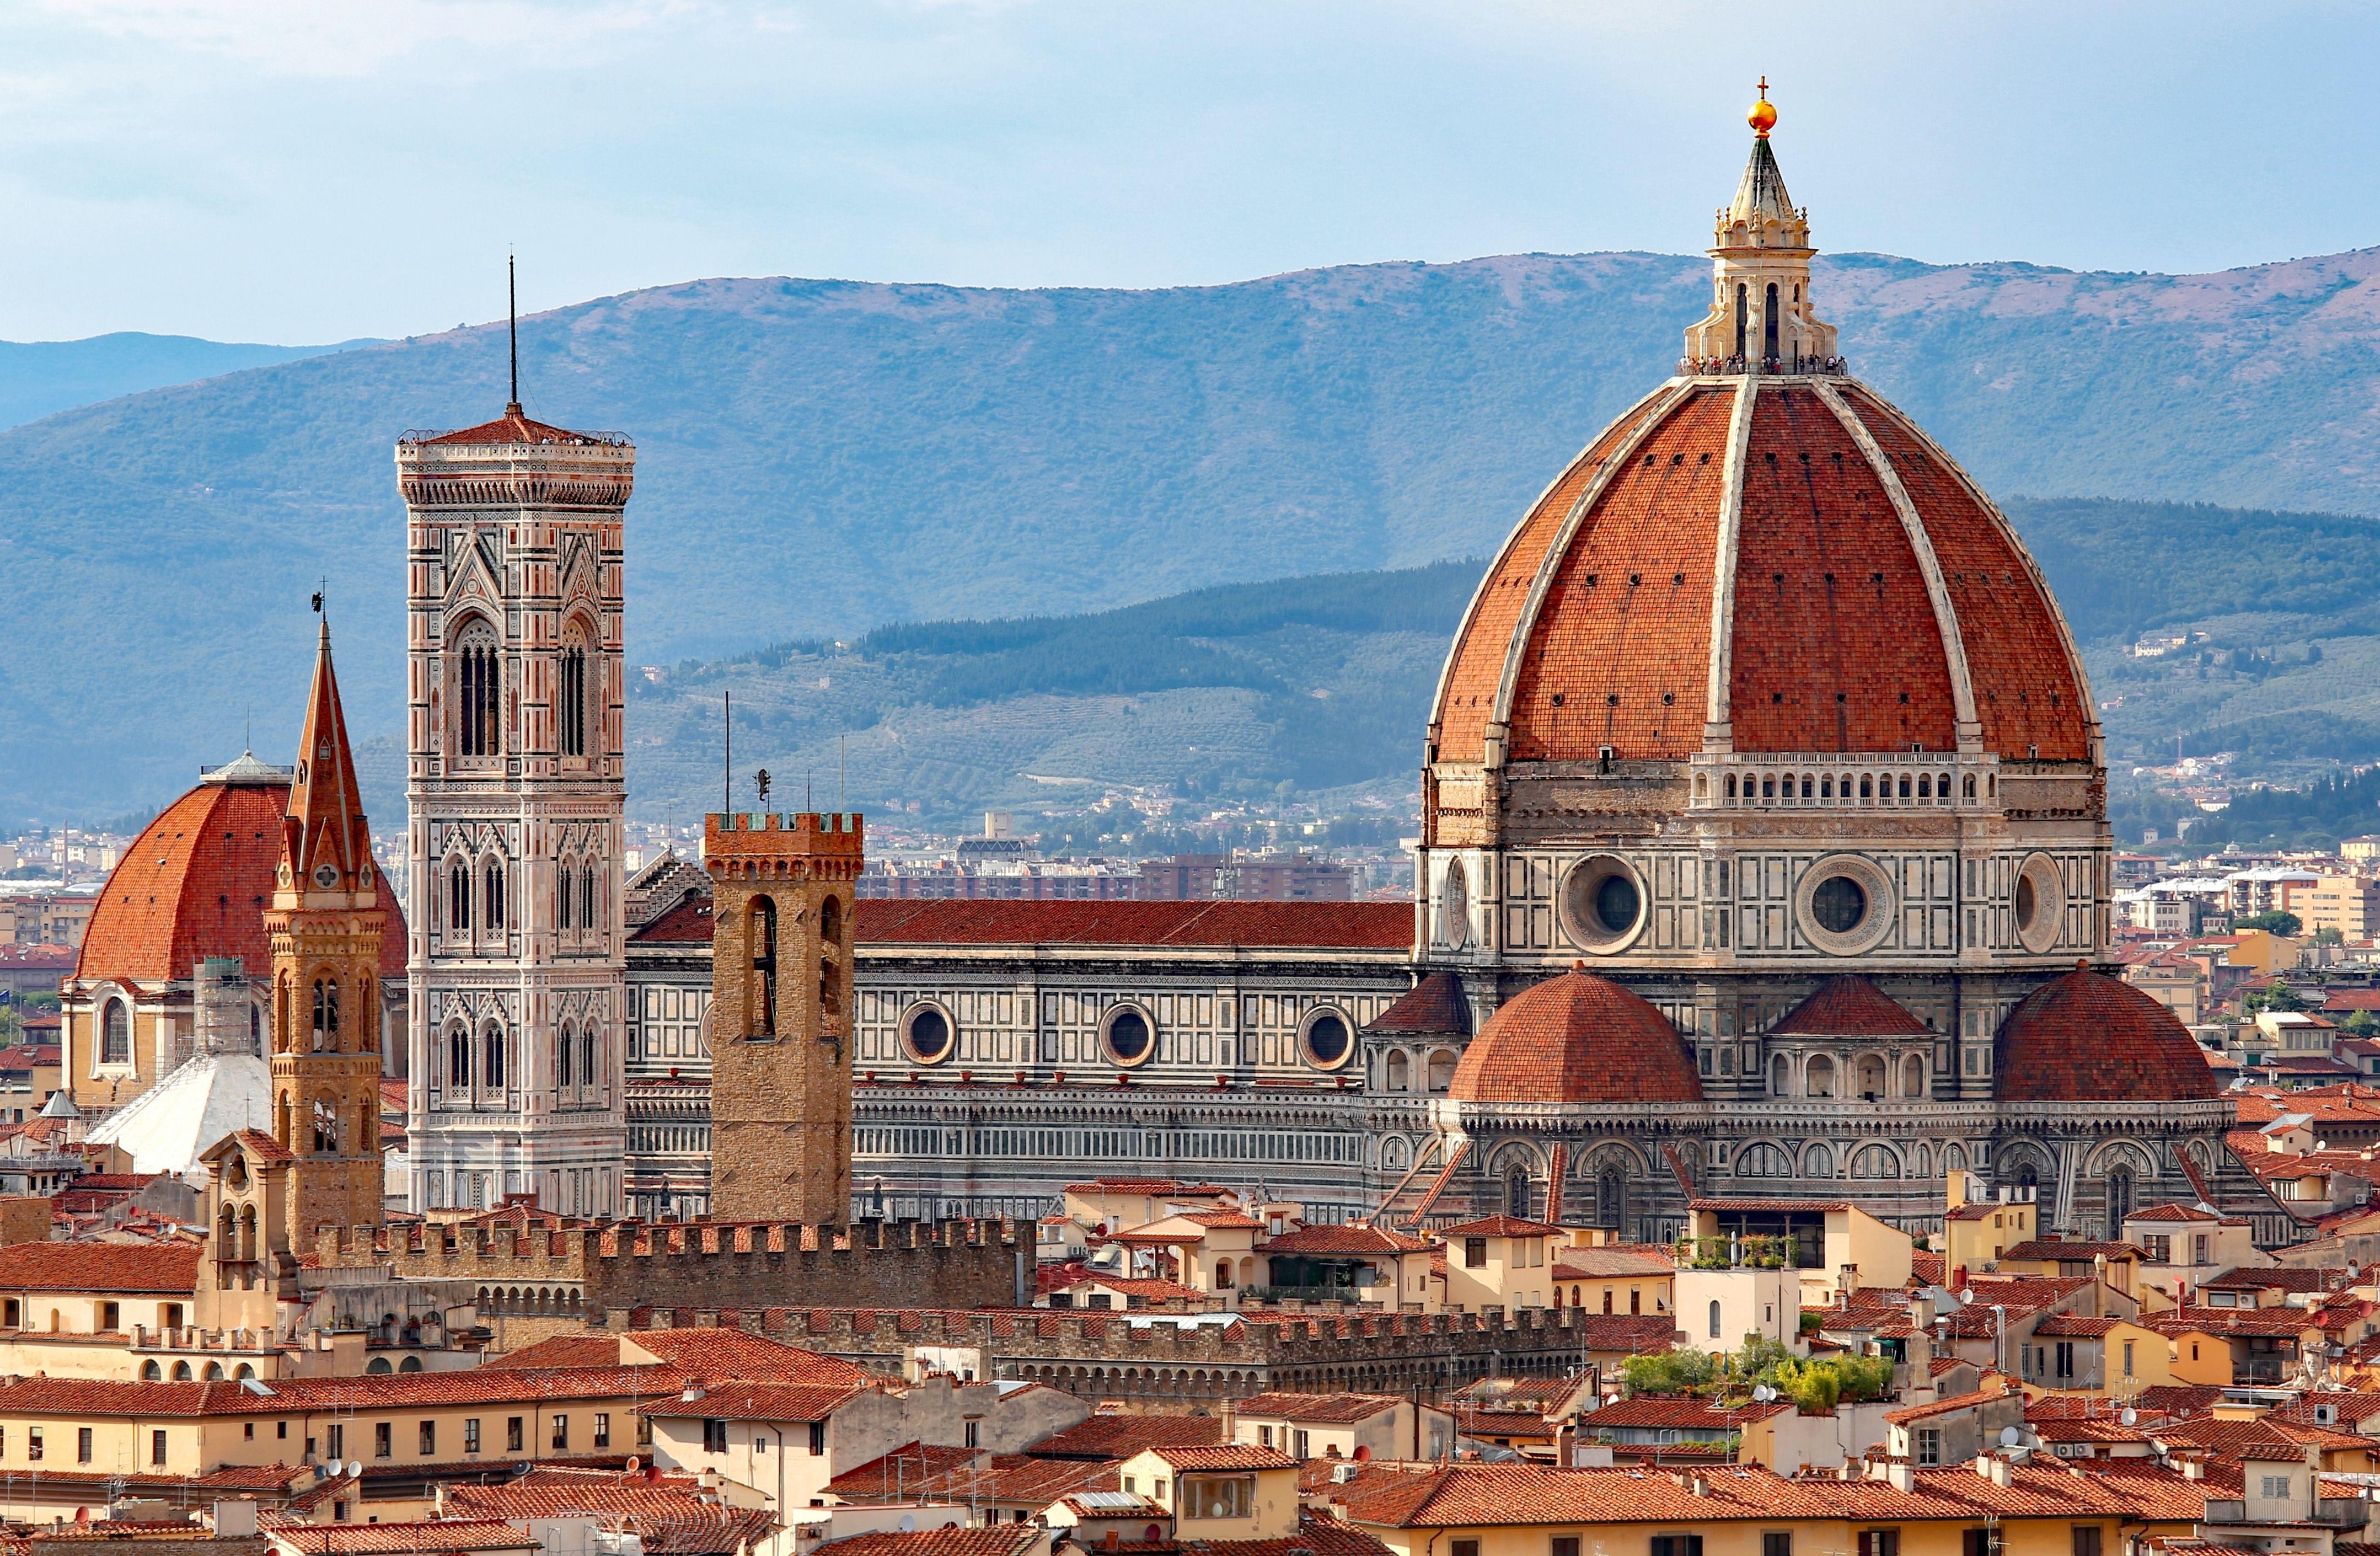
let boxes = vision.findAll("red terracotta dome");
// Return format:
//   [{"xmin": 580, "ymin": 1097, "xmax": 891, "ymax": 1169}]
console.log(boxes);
[
  {"xmin": 77, "ymin": 760, "xmax": 406, "ymax": 986},
  {"xmin": 1993, "ymin": 967, "xmax": 2218, "ymax": 1103},
  {"xmin": 1447, "ymin": 966, "xmax": 1702, "ymax": 1104},
  {"xmin": 1430, "ymin": 377, "xmax": 2092, "ymax": 766}
]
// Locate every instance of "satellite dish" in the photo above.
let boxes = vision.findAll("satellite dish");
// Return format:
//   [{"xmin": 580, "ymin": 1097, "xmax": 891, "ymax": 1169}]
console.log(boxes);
[
  {"xmin": 1997, "ymin": 1426, "xmax": 2021, "ymax": 1448},
  {"xmin": 2120, "ymin": 1409, "xmax": 2137, "ymax": 1426},
  {"xmin": 625, "ymin": 1458, "xmax": 641, "ymax": 1475},
  {"xmin": 897, "ymin": 1517, "xmax": 917, "ymax": 1533}
]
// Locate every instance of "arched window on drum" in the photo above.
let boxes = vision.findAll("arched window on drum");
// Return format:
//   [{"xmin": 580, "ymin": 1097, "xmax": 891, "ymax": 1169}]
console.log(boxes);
[{"xmin": 1850, "ymin": 1145, "xmax": 1901, "ymax": 1180}]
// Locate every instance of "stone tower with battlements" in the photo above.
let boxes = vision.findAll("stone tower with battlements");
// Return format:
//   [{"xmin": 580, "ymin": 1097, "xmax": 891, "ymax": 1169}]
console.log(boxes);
[
  {"xmin": 399, "ymin": 403, "xmax": 634, "ymax": 1217},
  {"xmin": 704, "ymin": 811, "xmax": 864, "ymax": 1221},
  {"xmin": 267, "ymin": 623, "xmax": 389, "ymax": 1240}
]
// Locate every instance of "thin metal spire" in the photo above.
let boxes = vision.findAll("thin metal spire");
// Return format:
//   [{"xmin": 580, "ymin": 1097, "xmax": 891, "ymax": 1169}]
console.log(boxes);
[
  {"xmin": 723, "ymin": 689, "xmax": 733, "ymax": 817},
  {"xmin": 507, "ymin": 254, "xmax": 521, "ymax": 413}
]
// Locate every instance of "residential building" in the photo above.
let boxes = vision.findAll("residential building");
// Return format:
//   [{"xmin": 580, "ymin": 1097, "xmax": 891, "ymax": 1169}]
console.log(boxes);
[
  {"xmin": 2306, "ymin": 875, "xmax": 2380, "ymax": 942},
  {"xmin": 1230, "ymin": 1393, "xmax": 1452, "ymax": 1463}
]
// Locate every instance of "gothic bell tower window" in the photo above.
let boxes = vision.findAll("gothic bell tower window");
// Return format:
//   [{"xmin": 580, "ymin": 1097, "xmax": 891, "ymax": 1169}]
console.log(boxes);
[
  {"xmin": 310, "ymin": 980, "xmax": 339, "ymax": 1052},
  {"xmin": 558, "ymin": 624, "xmax": 591, "ymax": 758},
  {"xmin": 749, "ymin": 897, "xmax": 778, "ymax": 1039},
  {"xmin": 454, "ymin": 623, "xmax": 502, "ymax": 760}
]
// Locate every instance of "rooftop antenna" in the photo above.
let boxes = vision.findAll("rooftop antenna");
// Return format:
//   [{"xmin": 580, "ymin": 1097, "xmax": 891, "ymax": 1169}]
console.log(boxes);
[
  {"xmin": 507, "ymin": 254, "xmax": 521, "ymax": 414},
  {"xmin": 839, "ymin": 734, "xmax": 846, "ymax": 814}
]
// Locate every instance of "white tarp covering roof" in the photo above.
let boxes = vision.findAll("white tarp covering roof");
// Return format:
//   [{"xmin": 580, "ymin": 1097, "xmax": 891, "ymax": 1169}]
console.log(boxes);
[{"xmin": 85, "ymin": 1052, "xmax": 271, "ymax": 1179}]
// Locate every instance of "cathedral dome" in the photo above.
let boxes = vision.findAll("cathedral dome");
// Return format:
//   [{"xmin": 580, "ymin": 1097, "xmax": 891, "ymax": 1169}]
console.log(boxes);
[
  {"xmin": 77, "ymin": 760, "xmax": 406, "ymax": 987},
  {"xmin": 1430, "ymin": 373, "xmax": 2092, "ymax": 769},
  {"xmin": 1993, "ymin": 967, "xmax": 2219, "ymax": 1103},
  {"xmin": 1447, "ymin": 966, "xmax": 1702, "ymax": 1105},
  {"xmin": 1427, "ymin": 111, "xmax": 2092, "ymax": 778}
]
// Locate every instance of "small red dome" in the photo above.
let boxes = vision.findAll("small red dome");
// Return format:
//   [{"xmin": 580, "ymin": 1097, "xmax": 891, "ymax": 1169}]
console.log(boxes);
[
  {"xmin": 78, "ymin": 770, "xmax": 406, "ymax": 986},
  {"xmin": 1994, "ymin": 968, "xmax": 2218, "ymax": 1103},
  {"xmin": 1448, "ymin": 969, "xmax": 1702, "ymax": 1104}
]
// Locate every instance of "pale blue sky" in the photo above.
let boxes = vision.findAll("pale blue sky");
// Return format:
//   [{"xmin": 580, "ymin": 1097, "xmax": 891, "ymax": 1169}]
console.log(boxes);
[{"xmin": 2, "ymin": 1, "xmax": 2369, "ymax": 343}]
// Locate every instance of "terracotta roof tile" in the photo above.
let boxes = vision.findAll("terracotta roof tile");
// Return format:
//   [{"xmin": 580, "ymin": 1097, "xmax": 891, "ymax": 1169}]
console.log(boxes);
[
  {"xmin": 1730, "ymin": 386, "xmax": 1957, "ymax": 753},
  {"xmin": 854, "ymin": 900, "xmax": 1408, "ymax": 951},
  {"xmin": 1447, "ymin": 970, "xmax": 1699, "ymax": 1105},
  {"xmin": 415, "ymin": 409, "xmax": 617, "ymax": 448},
  {"xmin": 1186, "ymin": 1513, "xmax": 1389, "ymax": 1556},
  {"xmin": 1234, "ymin": 1393, "xmax": 1402, "ymax": 1425},
  {"xmin": 0, "ymin": 1366, "xmax": 693, "ymax": 1419},
  {"xmin": 1259, "ymin": 1225, "xmax": 1432, "ymax": 1256},
  {"xmin": 1583, "ymin": 1398, "xmax": 1786, "ymax": 1430},
  {"xmin": 1995, "ymin": 969, "xmax": 2220, "ymax": 1102},
  {"xmin": 2000, "ymin": 1240, "xmax": 2142, "ymax": 1262},
  {"xmin": 76, "ymin": 778, "xmax": 404, "ymax": 986},
  {"xmin": 1766, "ymin": 976, "xmax": 1932, "ymax": 1039},
  {"xmin": 824, "ymin": 1442, "xmax": 982, "ymax": 1498},
  {"xmin": 1433, "ymin": 379, "xmax": 2091, "ymax": 770},
  {"xmin": 1150, "ymin": 1445, "xmax": 1296, "ymax": 1471},
  {"xmin": 814, "ymin": 1532, "xmax": 1042, "ymax": 1556},
  {"xmin": 637, "ymin": 1381, "xmax": 863, "ymax": 1423},
  {"xmin": 0, "ymin": 1240, "xmax": 200, "ymax": 1294},
  {"xmin": 263, "ymin": 1521, "xmax": 534, "ymax": 1554},
  {"xmin": 1028, "ymin": 1415, "xmax": 1224, "ymax": 1461},
  {"xmin": 1881, "ymin": 1386, "xmax": 2011, "ymax": 1425},
  {"xmin": 1360, "ymin": 973, "xmax": 1472, "ymax": 1038},
  {"xmin": 1843, "ymin": 384, "xmax": 2090, "ymax": 761},
  {"xmin": 631, "ymin": 893, "xmax": 713, "ymax": 945},
  {"xmin": 1434, "ymin": 1215, "xmax": 1569, "ymax": 1239},
  {"xmin": 443, "ymin": 1468, "xmax": 774, "ymax": 1554}
]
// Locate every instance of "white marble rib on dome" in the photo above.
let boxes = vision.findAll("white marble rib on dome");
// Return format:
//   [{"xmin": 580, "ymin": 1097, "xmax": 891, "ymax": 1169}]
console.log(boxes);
[{"xmin": 85, "ymin": 1053, "xmax": 271, "ymax": 1180}]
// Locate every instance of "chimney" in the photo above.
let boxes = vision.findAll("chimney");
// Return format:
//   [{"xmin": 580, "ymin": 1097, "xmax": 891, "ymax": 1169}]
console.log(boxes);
[
  {"xmin": 1220, "ymin": 1399, "xmax": 1237, "ymax": 1444},
  {"xmin": 1105, "ymin": 1533, "xmax": 1118, "ymax": 1552},
  {"xmin": 1885, "ymin": 1461, "xmax": 1913, "ymax": 1493},
  {"xmin": 2179, "ymin": 1455, "xmax": 2204, "ymax": 1482},
  {"xmin": 1989, "ymin": 1457, "xmax": 2012, "ymax": 1488}
]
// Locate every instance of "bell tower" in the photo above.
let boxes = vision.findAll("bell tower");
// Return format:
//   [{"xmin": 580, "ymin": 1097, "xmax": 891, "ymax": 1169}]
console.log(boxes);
[
  {"xmin": 399, "ymin": 396, "xmax": 633, "ymax": 1218},
  {"xmin": 704, "ymin": 810, "xmax": 864, "ymax": 1222},
  {"xmin": 267, "ymin": 622, "xmax": 388, "ymax": 1242}
]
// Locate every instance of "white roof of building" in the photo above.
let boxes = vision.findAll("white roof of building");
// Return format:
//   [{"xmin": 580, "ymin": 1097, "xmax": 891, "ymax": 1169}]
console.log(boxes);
[{"xmin": 85, "ymin": 1052, "xmax": 271, "ymax": 1180}]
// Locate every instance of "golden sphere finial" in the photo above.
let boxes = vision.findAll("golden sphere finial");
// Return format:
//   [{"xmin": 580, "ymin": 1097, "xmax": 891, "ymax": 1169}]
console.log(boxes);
[{"xmin": 1749, "ymin": 76, "xmax": 1776, "ymax": 138}]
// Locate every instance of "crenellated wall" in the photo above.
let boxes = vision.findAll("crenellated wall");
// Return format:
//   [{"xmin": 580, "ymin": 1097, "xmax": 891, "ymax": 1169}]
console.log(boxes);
[
  {"xmin": 313, "ymin": 1216, "xmax": 1021, "ymax": 1314},
  {"xmin": 608, "ymin": 1302, "xmax": 1679, "ymax": 1408}
]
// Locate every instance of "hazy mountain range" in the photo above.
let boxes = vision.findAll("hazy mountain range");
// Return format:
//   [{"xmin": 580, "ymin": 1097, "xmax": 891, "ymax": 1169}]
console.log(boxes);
[
  {"xmin": 0, "ymin": 333, "xmax": 368, "ymax": 432},
  {"xmin": 13, "ymin": 243, "xmax": 2380, "ymax": 822}
]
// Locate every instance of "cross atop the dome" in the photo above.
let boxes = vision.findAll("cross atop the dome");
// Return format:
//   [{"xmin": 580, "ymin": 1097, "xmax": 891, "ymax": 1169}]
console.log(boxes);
[{"xmin": 1749, "ymin": 77, "xmax": 1777, "ymax": 139}]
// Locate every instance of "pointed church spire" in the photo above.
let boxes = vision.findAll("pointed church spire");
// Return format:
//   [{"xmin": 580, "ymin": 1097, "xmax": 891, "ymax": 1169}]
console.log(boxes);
[{"xmin": 280, "ymin": 618, "xmax": 374, "ymax": 906}]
